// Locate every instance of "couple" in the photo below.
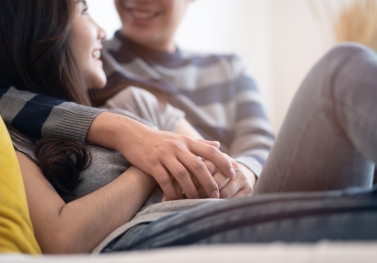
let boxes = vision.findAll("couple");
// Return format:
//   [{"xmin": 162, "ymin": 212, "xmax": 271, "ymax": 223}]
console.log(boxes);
[{"xmin": 1, "ymin": 0, "xmax": 377, "ymax": 254}]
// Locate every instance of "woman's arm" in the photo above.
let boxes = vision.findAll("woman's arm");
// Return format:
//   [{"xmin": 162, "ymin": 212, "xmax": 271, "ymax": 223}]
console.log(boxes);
[
  {"xmin": 16, "ymin": 151, "xmax": 156, "ymax": 254},
  {"xmin": 0, "ymin": 86, "xmax": 233, "ymax": 202},
  {"xmin": 88, "ymin": 112, "xmax": 234, "ymax": 200}
]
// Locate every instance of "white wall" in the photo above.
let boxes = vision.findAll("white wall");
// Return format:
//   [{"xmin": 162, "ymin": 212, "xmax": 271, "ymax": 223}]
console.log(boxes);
[{"xmin": 87, "ymin": 0, "xmax": 338, "ymax": 132}]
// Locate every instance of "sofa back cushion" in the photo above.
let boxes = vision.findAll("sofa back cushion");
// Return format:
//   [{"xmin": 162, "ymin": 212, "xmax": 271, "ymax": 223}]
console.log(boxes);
[{"xmin": 0, "ymin": 116, "xmax": 41, "ymax": 254}]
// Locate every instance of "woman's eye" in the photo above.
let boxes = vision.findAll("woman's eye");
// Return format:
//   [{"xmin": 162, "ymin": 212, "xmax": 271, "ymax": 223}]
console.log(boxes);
[{"xmin": 82, "ymin": 6, "xmax": 89, "ymax": 14}]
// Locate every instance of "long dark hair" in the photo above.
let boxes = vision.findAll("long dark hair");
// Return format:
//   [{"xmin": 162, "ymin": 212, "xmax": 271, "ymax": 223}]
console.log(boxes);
[
  {"xmin": 0, "ymin": 0, "xmax": 91, "ymax": 105},
  {"xmin": 8, "ymin": 125, "xmax": 91, "ymax": 198},
  {"xmin": 0, "ymin": 0, "xmax": 92, "ymax": 197}
]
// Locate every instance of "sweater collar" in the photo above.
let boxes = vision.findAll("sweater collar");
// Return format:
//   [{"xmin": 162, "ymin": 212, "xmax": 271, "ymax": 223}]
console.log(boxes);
[{"xmin": 114, "ymin": 31, "xmax": 183, "ymax": 67}]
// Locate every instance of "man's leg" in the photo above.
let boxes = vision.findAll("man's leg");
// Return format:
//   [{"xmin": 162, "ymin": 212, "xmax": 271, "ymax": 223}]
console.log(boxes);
[
  {"xmin": 105, "ymin": 188, "xmax": 377, "ymax": 251},
  {"xmin": 255, "ymin": 43, "xmax": 377, "ymax": 194},
  {"xmin": 103, "ymin": 45, "xmax": 377, "ymax": 252}
]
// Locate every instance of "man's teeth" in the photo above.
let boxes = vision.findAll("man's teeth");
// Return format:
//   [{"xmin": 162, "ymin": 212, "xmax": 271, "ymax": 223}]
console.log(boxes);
[
  {"xmin": 92, "ymin": 50, "xmax": 101, "ymax": 59},
  {"xmin": 131, "ymin": 10, "xmax": 155, "ymax": 19}
]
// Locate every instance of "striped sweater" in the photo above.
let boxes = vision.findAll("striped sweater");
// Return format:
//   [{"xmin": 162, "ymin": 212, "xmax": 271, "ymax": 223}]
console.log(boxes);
[{"xmin": 0, "ymin": 31, "xmax": 274, "ymax": 176}]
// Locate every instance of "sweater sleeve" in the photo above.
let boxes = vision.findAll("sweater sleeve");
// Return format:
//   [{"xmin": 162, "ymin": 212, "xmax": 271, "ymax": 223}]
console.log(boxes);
[
  {"xmin": 0, "ymin": 86, "xmax": 105, "ymax": 141},
  {"xmin": 227, "ymin": 56, "xmax": 275, "ymax": 177}
]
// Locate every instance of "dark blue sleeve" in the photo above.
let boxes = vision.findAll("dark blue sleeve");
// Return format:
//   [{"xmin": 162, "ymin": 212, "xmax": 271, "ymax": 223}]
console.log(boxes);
[{"xmin": 0, "ymin": 85, "xmax": 104, "ymax": 141}]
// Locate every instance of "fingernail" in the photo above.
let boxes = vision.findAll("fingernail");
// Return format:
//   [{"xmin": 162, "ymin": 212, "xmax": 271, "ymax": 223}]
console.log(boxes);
[
  {"xmin": 162, "ymin": 196, "xmax": 167, "ymax": 202},
  {"xmin": 211, "ymin": 191, "xmax": 219, "ymax": 199},
  {"xmin": 229, "ymin": 168, "xmax": 236, "ymax": 179}
]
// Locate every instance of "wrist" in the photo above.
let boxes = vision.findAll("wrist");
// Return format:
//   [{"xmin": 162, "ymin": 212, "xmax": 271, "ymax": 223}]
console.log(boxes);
[
  {"xmin": 86, "ymin": 112, "xmax": 148, "ymax": 155},
  {"xmin": 237, "ymin": 162, "xmax": 257, "ymax": 188}
]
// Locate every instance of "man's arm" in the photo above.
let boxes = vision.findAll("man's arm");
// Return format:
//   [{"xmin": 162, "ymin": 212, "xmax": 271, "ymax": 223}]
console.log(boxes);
[
  {"xmin": 0, "ymin": 86, "xmax": 104, "ymax": 141},
  {"xmin": 228, "ymin": 56, "xmax": 275, "ymax": 178},
  {"xmin": 0, "ymin": 85, "xmax": 235, "ymax": 201}
]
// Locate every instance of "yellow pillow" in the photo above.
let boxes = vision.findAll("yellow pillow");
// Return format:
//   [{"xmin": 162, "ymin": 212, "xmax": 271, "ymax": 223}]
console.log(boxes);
[{"xmin": 0, "ymin": 116, "xmax": 41, "ymax": 254}]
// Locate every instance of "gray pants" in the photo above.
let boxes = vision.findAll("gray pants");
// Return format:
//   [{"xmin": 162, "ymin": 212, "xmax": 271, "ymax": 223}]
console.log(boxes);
[
  {"xmin": 104, "ymin": 43, "xmax": 377, "ymax": 252},
  {"xmin": 255, "ymin": 43, "xmax": 376, "ymax": 193}
]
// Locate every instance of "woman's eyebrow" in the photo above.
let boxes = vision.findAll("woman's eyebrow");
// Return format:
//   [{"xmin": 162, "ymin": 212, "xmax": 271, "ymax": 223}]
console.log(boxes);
[{"xmin": 76, "ymin": 0, "xmax": 87, "ymax": 5}]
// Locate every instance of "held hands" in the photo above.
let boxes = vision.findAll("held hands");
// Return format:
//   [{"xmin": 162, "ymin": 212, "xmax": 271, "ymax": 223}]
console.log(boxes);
[
  {"xmin": 195, "ymin": 156, "xmax": 256, "ymax": 199},
  {"xmin": 163, "ymin": 155, "xmax": 257, "ymax": 201},
  {"xmin": 88, "ymin": 113, "xmax": 247, "ymax": 202},
  {"xmin": 206, "ymin": 158, "xmax": 256, "ymax": 198},
  {"xmin": 110, "ymin": 118, "xmax": 235, "ymax": 201}
]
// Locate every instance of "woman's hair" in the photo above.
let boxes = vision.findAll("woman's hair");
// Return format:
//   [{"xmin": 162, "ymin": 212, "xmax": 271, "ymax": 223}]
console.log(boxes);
[
  {"xmin": 0, "ymin": 0, "xmax": 93, "ymax": 197},
  {"xmin": 0, "ymin": 0, "xmax": 91, "ymax": 105},
  {"xmin": 8, "ymin": 125, "xmax": 91, "ymax": 198}
]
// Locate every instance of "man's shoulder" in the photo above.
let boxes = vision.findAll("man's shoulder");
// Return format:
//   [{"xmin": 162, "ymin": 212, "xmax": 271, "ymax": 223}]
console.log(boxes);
[
  {"xmin": 181, "ymin": 50, "xmax": 241, "ymax": 65},
  {"xmin": 176, "ymin": 50, "xmax": 250, "ymax": 75}
]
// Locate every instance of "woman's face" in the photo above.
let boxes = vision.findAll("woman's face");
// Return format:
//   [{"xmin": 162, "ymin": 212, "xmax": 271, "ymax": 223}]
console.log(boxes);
[{"xmin": 69, "ymin": 1, "xmax": 107, "ymax": 89}]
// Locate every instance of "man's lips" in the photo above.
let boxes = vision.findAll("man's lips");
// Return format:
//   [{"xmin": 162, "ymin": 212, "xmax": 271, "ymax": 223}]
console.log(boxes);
[{"xmin": 129, "ymin": 9, "xmax": 158, "ymax": 19}]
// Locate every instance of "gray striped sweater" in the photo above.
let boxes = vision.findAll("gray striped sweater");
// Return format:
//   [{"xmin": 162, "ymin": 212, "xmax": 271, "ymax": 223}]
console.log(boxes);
[{"xmin": 0, "ymin": 31, "xmax": 274, "ymax": 176}]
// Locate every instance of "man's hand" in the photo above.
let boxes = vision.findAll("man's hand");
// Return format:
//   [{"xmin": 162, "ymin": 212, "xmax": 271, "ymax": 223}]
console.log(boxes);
[
  {"xmin": 195, "ymin": 156, "xmax": 256, "ymax": 199},
  {"xmin": 87, "ymin": 112, "xmax": 235, "ymax": 201}
]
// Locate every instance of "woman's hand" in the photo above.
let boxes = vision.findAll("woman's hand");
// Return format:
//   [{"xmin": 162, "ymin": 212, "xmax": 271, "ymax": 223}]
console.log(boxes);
[
  {"xmin": 197, "ymin": 157, "xmax": 256, "ymax": 199},
  {"xmin": 163, "ymin": 155, "xmax": 256, "ymax": 201},
  {"xmin": 87, "ymin": 112, "xmax": 235, "ymax": 202}
]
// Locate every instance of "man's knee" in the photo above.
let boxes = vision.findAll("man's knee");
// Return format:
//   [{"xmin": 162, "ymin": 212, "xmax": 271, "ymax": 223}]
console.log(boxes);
[{"xmin": 322, "ymin": 43, "xmax": 374, "ymax": 68}]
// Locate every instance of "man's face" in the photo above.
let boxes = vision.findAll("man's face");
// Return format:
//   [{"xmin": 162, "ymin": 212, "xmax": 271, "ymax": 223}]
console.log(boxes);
[{"xmin": 114, "ymin": 0, "xmax": 193, "ymax": 52}]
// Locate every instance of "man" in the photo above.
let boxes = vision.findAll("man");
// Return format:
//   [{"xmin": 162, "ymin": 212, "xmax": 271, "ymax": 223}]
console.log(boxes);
[
  {"xmin": 0, "ymin": 0, "xmax": 273, "ymax": 200},
  {"xmin": 92, "ymin": 0, "xmax": 274, "ymax": 195}
]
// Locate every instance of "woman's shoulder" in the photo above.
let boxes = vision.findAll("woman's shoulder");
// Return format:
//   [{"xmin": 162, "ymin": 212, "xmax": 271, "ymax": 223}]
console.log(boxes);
[{"xmin": 8, "ymin": 129, "xmax": 38, "ymax": 163}]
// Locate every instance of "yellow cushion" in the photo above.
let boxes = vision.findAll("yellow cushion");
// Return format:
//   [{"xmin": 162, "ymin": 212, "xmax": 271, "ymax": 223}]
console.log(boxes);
[{"xmin": 0, "ymin": 116, "xmax": 41, "ymax": 254}]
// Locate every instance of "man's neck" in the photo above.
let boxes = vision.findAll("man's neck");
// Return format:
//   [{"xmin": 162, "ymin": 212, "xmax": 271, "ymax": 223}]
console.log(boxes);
[
  {"xmin": 146, "ymin": 40, "xmax": 176, "ymax": 53},
  {"xmin": 120, "ymin": 31, "xmax": 176, "ymax": 53}
]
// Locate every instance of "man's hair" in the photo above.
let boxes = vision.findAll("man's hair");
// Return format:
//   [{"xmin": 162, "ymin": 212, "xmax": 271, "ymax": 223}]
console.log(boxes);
[{"xmin": 0, "ymin": 0, "xmax": 91, "ymax": 105}]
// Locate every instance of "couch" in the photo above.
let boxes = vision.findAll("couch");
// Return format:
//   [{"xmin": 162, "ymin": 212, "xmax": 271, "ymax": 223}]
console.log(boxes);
[{"xmin": 1, "ymin": 116, "xmax": 377, "ymax": 262}]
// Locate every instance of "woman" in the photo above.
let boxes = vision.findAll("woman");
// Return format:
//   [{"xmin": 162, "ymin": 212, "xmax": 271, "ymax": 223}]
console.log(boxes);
[
  {"xmin": 1, "ymin": 0, "xmax": 377, "ymax": 254},
  {"xmin": 0, "ymin": 0, "xmax": 253, "ymax": 253}
]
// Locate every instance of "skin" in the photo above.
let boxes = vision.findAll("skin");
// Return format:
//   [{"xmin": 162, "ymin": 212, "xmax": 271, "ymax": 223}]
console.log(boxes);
[
  {"xmin": 114, "ymin": 0, "xmax": 257, "ymax": 196},
  {"xmin": 69, "ymin": 0, "xmax": 245, "ymax": 199},
  {"xmin": 174, "ymin": 119, "xmax": 255, "ymax": 199},
  {"xmin": 69, "ymin": 1, "xmax": 107, "ymax": 88},
  {"xmin": 70, "ymin": 0, "xmax": 254, "ymax": 199},
  {"xmin": 77, "ymin": 0, "xmax": 235, "ymax": 200},
  {"xmin": 114, "ymin": 0, "xmax": 194, "ymax": 53},
  {"xmin": 18, "ymin": 1, "xmax": 253, "ymax": 253}
]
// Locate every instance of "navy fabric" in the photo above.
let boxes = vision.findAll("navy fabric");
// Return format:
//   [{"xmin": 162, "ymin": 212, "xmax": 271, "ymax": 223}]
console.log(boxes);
[
  {"xmin": 0, "ymin": 85, "xmax": 10, "ymax": 99},
  {"xmin": 12, "ymin": 94, "xmax": 64, "ymax": 139}
]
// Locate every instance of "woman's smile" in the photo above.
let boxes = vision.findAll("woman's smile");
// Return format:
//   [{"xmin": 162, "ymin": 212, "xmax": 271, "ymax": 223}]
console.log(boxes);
[{"xmin": 69, "ymin": 0, "xmax": 107, "ymax": 89}]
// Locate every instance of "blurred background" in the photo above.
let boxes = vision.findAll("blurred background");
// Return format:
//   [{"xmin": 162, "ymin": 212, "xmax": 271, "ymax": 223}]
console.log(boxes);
[{"xmin": 87, "ymin": 0, "xmax": 377, "ymax": 133}]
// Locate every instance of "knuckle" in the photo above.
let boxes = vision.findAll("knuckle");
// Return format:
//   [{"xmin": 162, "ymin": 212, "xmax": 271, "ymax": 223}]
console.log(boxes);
[
  {"xmin": 146, "ymin": 156, "xmax": 159, "ymax": 168},
  {"xmin": 156, "ymin": 146, "xmax": 169, "ymax": 157},
  {"xmin": 191, "ymin": 159, "xmax": 205, "ymax": 170},
  {"xmin": 158, "ymin": 175, "xmax": 172, "ymax": 186},
  {"xmin": 239, "ymin": 173, "xmax": 248, "ymax": 182},
  {"xmin": 233, "ymin": 162, "xmax": 241, "ymax": 171},
  {"xmin": 204, "ymin": 160, "xmax": 216, "ymax": 173},
  {"xmin": 184, "ymin": 189, "xmax": 198, "ymax": 199},
  {"xmin": 221, "ymin": 189, "xmax": 230, "ymax": 199},
  {"xmin": 173, "ymin": 167, "xmax": 188, "ymax": 179},
  {"xmin": 244, "ymin": 184, "xmax": 254, "ymax": 194},
  {"xmin": 207, "ymin": 145, "xmax": 219, "ymax": 155}
]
